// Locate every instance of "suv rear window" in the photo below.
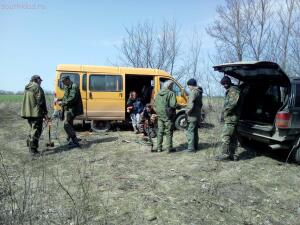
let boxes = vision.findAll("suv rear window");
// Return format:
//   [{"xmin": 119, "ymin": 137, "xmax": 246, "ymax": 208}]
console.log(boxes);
[{"xmin": 58, "ymin": 73, "xmax": 80, "ymax": 89}]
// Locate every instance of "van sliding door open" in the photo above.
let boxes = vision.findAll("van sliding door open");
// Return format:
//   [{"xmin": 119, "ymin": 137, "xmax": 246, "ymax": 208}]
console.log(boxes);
[{"xmin": 87, "ymin": 74, "xmax": 125, "ymax": 120}]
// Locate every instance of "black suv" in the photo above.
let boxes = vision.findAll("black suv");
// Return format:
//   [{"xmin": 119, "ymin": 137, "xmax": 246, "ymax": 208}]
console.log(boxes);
[{"xmin": 214, "ymin": 61, "xmax": 300, "ymax": 164}]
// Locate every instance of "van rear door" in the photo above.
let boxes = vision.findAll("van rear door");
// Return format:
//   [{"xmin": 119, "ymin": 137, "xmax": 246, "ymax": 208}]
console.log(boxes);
[{"xmin": 87, "ymin": 74, "xmax": 125, "ymax": 120}]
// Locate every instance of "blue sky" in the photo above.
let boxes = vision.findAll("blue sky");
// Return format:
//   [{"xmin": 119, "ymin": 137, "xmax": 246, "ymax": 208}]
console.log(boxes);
[{"xmin": 0, "ymin": 0, "xmax": 223, "ymax": 92}]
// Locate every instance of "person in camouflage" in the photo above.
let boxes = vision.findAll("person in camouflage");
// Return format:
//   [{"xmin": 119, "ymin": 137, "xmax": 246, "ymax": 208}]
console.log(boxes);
[
  {"xmin": 21, "ymin": 75, "xmax": 48, "ymax": 155},
  {"xmin": 58, "ymin": 76, "xmax": 83, "ymax": 148},
  {"xmin": 185, "ymin": 78, "xmax": 203, "ymax": 152},
  {"xmin": 153, "ymin": 80, "xmax": 177, "ymax": 153},
  {"xmin": 138, "ymin": 103, "xmax": 157, "ymax": 138},
  {"xmin": 215, "ymin": 76, "xmax": 241, "ymax": 161}
]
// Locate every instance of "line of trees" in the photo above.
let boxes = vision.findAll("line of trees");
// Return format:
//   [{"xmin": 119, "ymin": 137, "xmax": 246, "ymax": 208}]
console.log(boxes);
[
  {"xmin": 117, "ymin": 0, "xmax": 300, "ymax": 98},
  {"xmin": 207, "ymin": 0, "xmax": 300, "ymax": 74}
]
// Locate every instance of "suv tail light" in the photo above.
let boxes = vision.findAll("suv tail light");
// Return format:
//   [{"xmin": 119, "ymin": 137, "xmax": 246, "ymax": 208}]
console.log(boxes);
[{"xmin": 275, "ymin": 111, "xmax": 292, "ymax": 129}]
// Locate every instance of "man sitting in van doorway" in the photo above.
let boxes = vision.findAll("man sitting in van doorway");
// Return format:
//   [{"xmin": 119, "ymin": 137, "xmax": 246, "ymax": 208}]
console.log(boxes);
[
  {"xmin": 215, "ymin": 76, "xmax": 241, "ymax": 161},
  {"xmin": 138, "ymin": 104, "xmax": 157, "ymax": 138},
  {"xmin": 57, "ymin": 75, "xmax": 83, "ymax": 148},
  {"xmin": 127, "ymin": 91, "xmax": 143, "ymax": 133}
]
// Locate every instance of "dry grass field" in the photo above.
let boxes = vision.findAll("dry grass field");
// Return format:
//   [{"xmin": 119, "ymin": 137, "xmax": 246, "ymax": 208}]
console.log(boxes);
[{"xmin": 0, "ymin": 97, "xmax": 300, "ymax": 225}]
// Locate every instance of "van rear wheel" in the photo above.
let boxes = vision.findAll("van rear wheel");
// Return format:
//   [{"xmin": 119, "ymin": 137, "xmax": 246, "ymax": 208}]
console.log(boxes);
[{"xmin": 91, "ymin": 120, "xmax": 111, "ymax": 132}]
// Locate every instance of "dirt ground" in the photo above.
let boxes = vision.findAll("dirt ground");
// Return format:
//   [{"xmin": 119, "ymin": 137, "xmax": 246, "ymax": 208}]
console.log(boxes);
[{"xmin": 0, "ymin": 101, "xmax": 300, "ymax": 225}]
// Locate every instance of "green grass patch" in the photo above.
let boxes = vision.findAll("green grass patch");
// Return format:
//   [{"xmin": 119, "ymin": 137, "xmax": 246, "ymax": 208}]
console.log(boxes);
[
  {"xmin": 0, "ymin": 95, "xmax": 54, "ymax": 103},
  {"xmin": 0, "ymin": 95, "xmax": 23, "ymax": 102}
]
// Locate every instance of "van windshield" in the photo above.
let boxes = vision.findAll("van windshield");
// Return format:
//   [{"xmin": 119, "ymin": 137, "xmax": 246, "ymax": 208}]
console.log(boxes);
[{"xmin": 160, "ymin": 78, "xmax": 182, "ymax": 97}]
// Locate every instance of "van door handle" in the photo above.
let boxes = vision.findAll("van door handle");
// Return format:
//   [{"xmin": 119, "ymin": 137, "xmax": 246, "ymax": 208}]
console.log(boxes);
[
  {"xmin": 119, "ymin": 93, "xmax": 123, "ymax": 98},
  {"xmin": 89, "ymin": 92, "xmax": 93, "ymax": 99}
]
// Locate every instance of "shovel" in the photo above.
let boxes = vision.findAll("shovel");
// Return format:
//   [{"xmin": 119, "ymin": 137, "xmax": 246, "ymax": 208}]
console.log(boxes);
[{"xmin": 46, "ymin": 121, "xmax": 55, "ymax": 147}]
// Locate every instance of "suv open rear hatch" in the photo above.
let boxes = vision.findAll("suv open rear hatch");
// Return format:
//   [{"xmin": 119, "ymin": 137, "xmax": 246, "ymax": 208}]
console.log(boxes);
[{"xmin": 213, "ymin": 61, "xmax": 289, "ymax": 84}]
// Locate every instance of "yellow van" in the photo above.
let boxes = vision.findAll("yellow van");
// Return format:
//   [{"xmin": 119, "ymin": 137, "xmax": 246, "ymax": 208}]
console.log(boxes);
[{"xmin": 54, "ymin": 64, "xmax": 188, "ymax": 129}]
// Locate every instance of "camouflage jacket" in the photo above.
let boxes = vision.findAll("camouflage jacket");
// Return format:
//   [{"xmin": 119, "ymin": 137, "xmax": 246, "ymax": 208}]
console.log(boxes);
[
  {"xmin": 154, "ymin": 89, "xmax": 176, "ymax": 121},
  {"xmin": 61, "ymin": 82, "xmax": 83, "ymax": 116},
  {"xmin": 21, "ymin": 82, "xmax": 48, "ymax": 118},
  {"xmin": 186, "ymin": 86, "xmax": 203, "ymax": 122},
  {"xmin": 223, "ymin": 85, "xmax": 240, "ymax": 123}
]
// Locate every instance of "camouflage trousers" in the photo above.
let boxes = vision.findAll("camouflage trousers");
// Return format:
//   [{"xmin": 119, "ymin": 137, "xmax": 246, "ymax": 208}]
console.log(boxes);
[
  {"xmin": 64, "ymin": 110, "xmax": 76, "ymax": 139},
  {"xmin": 156, "ymin": 118, "xmax": 173, "ymax": 151},
  {"xmin": 220, "ymin": 122, "xmax": 238, "ymax": 156},
  {"xmin": 186, "ymin": 120, "xmax": 199, "ymax": 150},
  {"xmin": 27, "ymin": 118, "xmax": 43, "ymax": 149}
]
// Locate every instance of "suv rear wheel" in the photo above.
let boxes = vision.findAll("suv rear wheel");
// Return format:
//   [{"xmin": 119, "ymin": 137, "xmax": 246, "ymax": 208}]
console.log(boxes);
[{"xmin": 294, "ymin": 146, "xmax": 300, "ymax": 164}]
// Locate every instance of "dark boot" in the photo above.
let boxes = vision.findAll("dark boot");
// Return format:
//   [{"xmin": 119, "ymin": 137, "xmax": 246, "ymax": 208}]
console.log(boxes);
[
  {"xmin": 151, "ymin": 146, "xmax": 163, "ymax": 152},
  {"xmin": 29, "ymin": 147, "xmax": 40, "ymax": 156},
  {"xmin": 69, "ymin": 137, "xmax": 80, "ymax": 148},
  {"xmin": 167, "ymin": 148, "xmax": 176, "ymax": 153}
]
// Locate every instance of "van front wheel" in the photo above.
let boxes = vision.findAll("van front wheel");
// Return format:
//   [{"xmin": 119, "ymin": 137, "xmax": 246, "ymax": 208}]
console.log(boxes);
[{"xmin": 175, "ymin": 114, "xmax": 187, "ymax": 130}]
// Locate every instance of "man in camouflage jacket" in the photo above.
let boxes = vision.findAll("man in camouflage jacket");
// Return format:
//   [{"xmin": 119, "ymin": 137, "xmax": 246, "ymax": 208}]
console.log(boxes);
[
  {"xmin": 21, "ymin": 75, "xmax": 48, "ymax": 155},
  {"xmin": 216, "ymin": 76, "xmax": 241, "ymax": 161},
  {"xmin": 185, "ymin": 78, "xmax": 203, "ymax": 152},
  {"xmin": 58, "ymin": 76, "xmax": 83, "ymax": 148},
  {"xmin": 153, "ymin": 80, "xmax": 177, "ymax": 153}
]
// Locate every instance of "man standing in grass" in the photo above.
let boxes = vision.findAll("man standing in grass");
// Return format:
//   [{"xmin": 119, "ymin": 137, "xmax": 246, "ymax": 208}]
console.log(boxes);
[
  {"xmin": 153, "ymin": 80, "xmax": 177, "ymax": 153},
  {"xmin": 21, "ymin": 75, "xmax": 48, "ymax": 156},
  {"xmin": 57, "ymin": 76, "xmax": 83, "ymax": 148},
  {"xmin": 185, "ymin": 78, "xmax": 203, "ymax": 152},
  {"xmin": 215, "ymin": 76, "xmax": 241, "ymax": 161}
]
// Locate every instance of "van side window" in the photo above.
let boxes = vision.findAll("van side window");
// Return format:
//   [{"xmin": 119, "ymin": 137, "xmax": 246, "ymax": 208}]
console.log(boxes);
[
  {"xmin": 82, "ymin": 74, "xmax": 87, "ymax": 91},
  {"xmin": 295, "ymin": 83, "xmax": 300, "ymax": 107},
  {"xmin": 59, "ymin": 73, "xmax": 80, "ymax": 89},
  {"xmin": 90, "ymin": 75, "xmax": 123, "ymax": 92}
]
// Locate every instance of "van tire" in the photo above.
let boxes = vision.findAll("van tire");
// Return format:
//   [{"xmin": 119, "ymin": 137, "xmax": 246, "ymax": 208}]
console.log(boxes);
[
  {"xmin": 91, "ymin": 121, "xmax": 111, "ymax": 132},
  {"xmin": 175, "ymin": 114, "xmax": 187, "ymax": 130}
]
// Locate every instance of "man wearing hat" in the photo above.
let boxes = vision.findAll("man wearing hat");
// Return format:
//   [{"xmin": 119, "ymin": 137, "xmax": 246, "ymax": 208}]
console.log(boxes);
[
  {"xmin": 57, "ymin": 76, "xmax": 83, "ymax": 147},
  {"xmin": 153, "ymin": 80, "xmax": 177, "ymax": 153},
  {"xmin": 215, "ymin": 76, "xmax": 241, "ymax": 161},
  {"xmin": 185, "ymin": 78, "xmax": 203, "ymax": 152},
  {"xmin": 21, "ymin": 75, "xmax": 48, "ymax": 155}
]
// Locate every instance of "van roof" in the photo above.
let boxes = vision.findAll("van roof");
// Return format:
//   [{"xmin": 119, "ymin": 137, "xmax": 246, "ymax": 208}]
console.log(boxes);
[{"xmin": 56, "ymin": 64, "xmax": 171, "ymax": 77}]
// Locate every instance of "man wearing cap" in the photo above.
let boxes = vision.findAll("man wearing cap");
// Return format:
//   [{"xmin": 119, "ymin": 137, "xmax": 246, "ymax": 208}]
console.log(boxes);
[
  {"xmin": 57, "ymin": 76, "xmax": 83, "ymax": 147},
  {"xmin": 21, "ymin": 75, "xmax": 48, "ymax": 155},
  {"xmin": 185, "ymin": 78, "xmax": 203, "ymax": 152},
  {"xmin": 153, "ymin": 80, "xmax": 177, "ymax": 153},
  {"xmin": 215, "ymin": 76, "xmax": 241, "ymax": 161}
]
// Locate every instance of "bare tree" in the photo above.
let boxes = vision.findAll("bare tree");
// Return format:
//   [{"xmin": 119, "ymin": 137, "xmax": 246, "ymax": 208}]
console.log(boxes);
[
  {"xmin": 277, "ymin": 0, "xmax": 298, "ymax": 70},
  {"xmin": 119, "ymin": 21, "xmax": 180, "ymax": 75},
  {"xmin": 244, "ymin": 0, "xmax": 272, "ymax": 60},
  {"xmin": 207, "ymin": 0, "xmax": 248, "ymax": 61}
]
